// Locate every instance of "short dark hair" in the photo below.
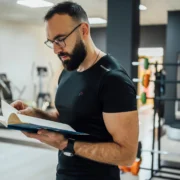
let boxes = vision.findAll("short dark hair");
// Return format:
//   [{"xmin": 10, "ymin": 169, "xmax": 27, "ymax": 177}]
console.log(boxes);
[{"xmin": 44, "ymin": 1, "xmax": 89, "ymax": 24}]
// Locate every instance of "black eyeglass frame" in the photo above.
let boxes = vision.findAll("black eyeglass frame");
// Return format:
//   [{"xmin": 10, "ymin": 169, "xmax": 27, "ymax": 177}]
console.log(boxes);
[{"xmin": 44, "ymin": 23, "xmax": 82, "ymax": 49}]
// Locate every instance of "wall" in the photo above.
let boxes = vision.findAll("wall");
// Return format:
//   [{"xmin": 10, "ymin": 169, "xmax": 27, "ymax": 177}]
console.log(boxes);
[
  {"xmin": 91, "ymin": 27, "xmax": 107, "ymax": 53},
  {"xmin": 0, "ymin": 22, "xmax": 167, "ymax": 104},
  {"xmin": 0, "ymin": 20, "xmax": 62, "ymax": 103},
  {"xmin": 140, "ymin": 25, "xmax": 166, "ymax": 49},
  {"xmin": 91, "ymin": 25, "xmax": 167, "ymax": 51},
  {"xmin": 164, "ymin": 11, "xmax": 180, "ymax": 124},
  {"xmin": 0, "ymin": 22, "xmax": 106, "ymax": 104}
]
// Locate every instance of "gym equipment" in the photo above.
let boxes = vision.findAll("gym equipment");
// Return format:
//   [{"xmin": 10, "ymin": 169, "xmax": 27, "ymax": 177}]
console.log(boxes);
[
  {"xmin": 167, "ymin": 122, "xmax": 180, "ymax": 141},
  {"xmin": 175, "ymin": 58, "xmax": 180, "ymax": 120},
  {"xmin": 175, "ymin": 101, "xmax": 180, "ymax": 119},
  {"xmin": 36, "ymin": 66, "xmax": 52, "ymax": 110},
  {"xmin": 132, "ymin": 57, "xmax": 180, "ymax": 70},
  {"xmin": 119, "ymin": 141, "xmax": 180, "ymax": 176},
  {"xmin": 0, "ymin": 74, "xmax": 12, "ymax": 100},
  {"xmin": 119, "ymin": 142, "xmax": 142, "ymax": 176},
  {"xmin": 31, "ymin": 62, "xmax": 54, "ymax": 111},
  {"xmin": 136, "ymin": 92, "xmax": 180, "ymax": 105},
  {"xmin": 142, "ymin": 149, "xmax": 180, "ymax": 156},
  {"xmin": 166, "ymin": 57, "xmax": 180, "ymax": 142},
  {"xmin": 119, "ymin": 159, "xmax": 142, "ymax": 176},
  {"xmin": 133, "ymin": 75, "xmax": 180, "ymax": 88},
  {"xmin": 0, "ymin": 74, "xmax": 13, "ymax": 115},
  {"xmin": 132, "ymin": 57, "xmax": 180, "ymax": 179},
  {"xmin": 12, "ymin": 85, "xmax": 26, "ymax": 100},
  {"xmin": 136, "ymin": 92, "xmax": 148, "ymax": 104},
  {"xmin": 138, "ymin": 141, "xmax": 180, "ymax": 178}
]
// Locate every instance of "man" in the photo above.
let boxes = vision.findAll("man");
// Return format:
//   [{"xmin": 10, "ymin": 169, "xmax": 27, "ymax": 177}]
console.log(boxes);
[{"xmin": 12, "ymin": 1, "xmax": 139, "ymax": 180}]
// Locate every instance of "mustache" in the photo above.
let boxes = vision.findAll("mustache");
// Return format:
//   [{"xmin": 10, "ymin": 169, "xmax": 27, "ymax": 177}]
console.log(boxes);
[{"xmin": 58, "ymin": 52, "xmax": 70, "ymax": 58}]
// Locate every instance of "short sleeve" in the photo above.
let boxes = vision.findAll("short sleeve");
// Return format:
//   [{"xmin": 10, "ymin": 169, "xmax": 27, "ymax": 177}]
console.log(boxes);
[{"xmin": 99, "ymin": 70, "xmax": 137, "ymax": 113}]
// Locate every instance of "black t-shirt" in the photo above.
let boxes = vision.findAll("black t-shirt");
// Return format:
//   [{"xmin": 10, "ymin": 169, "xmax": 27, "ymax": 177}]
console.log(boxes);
[{"xmin": 55, "ymin": 54, "xmax": 137, "ymax": 180}]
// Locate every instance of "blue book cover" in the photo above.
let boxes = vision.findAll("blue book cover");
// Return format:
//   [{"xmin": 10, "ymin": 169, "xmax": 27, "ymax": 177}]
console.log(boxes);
[
  {"xmin": 0, "ymin": 100, "xmax": 88, "ymax": 138},
  {"xmin": 7, "ymin": 123, "xmax": 87, "ymax": 136}
]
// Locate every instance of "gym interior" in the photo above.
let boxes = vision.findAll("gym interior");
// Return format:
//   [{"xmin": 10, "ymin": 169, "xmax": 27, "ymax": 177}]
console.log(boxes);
[{"xmin": 0, "ymin": 0, "xmax": 180, "ymax": 180}]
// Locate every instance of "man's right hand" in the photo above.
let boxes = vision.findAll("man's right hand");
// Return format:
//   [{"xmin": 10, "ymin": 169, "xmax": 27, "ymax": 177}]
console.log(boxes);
[
  {"xmin": 11, "ymin": 100, "xmax": 37, "ymax": 117},
  {"xmin": 11, "ymin": 100, "xmax": 59, "ymax": 121}
]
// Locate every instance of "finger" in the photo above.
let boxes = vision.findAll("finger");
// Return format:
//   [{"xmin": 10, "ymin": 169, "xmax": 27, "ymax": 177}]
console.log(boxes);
[
  {"xmin": 38, "ymin": 129, "xmax": 57, "ymax": 137},
  {"xmin": 22, "ymin": 131, "xmax": 34, "ymax": 137},
  {"xmin": 37, "ymin": 129, "xmax": 49, "ymax": 134},
  {"xmin": 18, "ymin": 108, "xmax": 32, "ymax": 115},
  {"xmin": 22, "ymin": 131, "xmax": 29, "ymax": 136},
  {"xmin": 22, "ymin": 131, "xmax": 40, "ymax": 139},
  {"xmin": 11, "ymin": 100, "xmax": 20, "ymax": 107},
  {"xmin": 11, "ymin": 100, "xmax": 23, "ymax": 110},
  {"xmin": 38, "ymin": 129, "xmax": 64, "ymax": 139}
]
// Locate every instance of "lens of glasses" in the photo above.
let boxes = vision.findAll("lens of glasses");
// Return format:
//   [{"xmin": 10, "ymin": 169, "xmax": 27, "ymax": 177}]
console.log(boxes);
[
  {"xmin": 45, "ymin": 40, "xmax": 53, "ymax": 49},
  {"xmin": 45, "ymin": 39, "xmax": 66, "ymax": 49},
  {"xmin": 55, "ymin": 40, "xmax": 66, "ymax": 48}
]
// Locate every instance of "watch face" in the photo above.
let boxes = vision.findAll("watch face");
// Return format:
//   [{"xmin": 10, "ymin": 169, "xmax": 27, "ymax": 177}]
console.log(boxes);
[{"xmin": 63, "ymin": 152, "xmax": 74, "ymax": 157}]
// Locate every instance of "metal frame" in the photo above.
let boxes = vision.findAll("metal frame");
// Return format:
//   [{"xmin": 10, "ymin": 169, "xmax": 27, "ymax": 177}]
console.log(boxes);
[{"xmin": 140, "ymin": 62, "xmax": 180, "ymax": 180}]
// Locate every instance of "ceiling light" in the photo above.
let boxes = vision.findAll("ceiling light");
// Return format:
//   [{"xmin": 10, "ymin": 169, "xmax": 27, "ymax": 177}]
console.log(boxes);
[
  {"xmin": 17, "ymin": 0, "xmax": 54, "ymax": 8},
  {"xmin": 139, "ymin": 4, "xmax": 147, "ymax": 11},
  {"xmin": 88, "ymin": 18, "xmax": 107, "ymax": 25}
]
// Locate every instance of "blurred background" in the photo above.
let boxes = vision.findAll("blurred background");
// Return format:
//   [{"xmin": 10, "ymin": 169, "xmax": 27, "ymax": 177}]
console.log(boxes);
[{"xmin": 0, "ymin": 0, "xmax": 180, "ymax": 180}]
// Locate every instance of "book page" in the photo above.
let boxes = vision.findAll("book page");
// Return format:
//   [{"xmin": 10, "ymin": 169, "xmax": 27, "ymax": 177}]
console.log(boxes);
[
  {"xmin": 16, "ymin": 114, "xmax": 76, "ymax": 132},
  {"xmin": 8, "ymin": 113, "xmax": 24, "ymax": 125},
  {"xmin": 1, "ymin": 100, "xmax": 18, "ymax": 122},
  {"xmin": 1, "ymin": 100, "xmax": 76, "ymax": 133},
  {"xmin": 0, "ymin": 115, "xmax": 7, "ymax": 127}
]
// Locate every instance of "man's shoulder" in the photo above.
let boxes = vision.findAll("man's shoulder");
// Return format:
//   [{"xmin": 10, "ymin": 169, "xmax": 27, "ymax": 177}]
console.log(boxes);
[{"xmin": 97, "ymin": 54, "xmax": 132, "ymax": 83}]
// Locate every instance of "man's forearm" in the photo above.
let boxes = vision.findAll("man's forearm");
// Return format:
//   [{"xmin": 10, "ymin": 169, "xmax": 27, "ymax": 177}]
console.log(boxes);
[
  {"xmin": 74, "ymin": 141, "xmax": 135, "ymax": 166},
  {"xmin": 34, "ymin": 108, "xmax": 59, "ymax": 122}
]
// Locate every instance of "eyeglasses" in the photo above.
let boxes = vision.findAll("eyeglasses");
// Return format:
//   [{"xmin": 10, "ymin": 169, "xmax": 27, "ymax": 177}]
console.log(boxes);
[{"xmin": 44, "ymin": 23, "xmax": 82, "ymax": 49}]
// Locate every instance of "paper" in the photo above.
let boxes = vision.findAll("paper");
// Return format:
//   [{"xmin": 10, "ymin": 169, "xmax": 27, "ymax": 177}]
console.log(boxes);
[{"xmin": 0, "ymin": 100, "xmax": 88, "ymax": 136}]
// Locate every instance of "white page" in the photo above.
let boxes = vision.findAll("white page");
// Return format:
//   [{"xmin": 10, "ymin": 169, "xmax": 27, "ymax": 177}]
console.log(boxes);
[
  {"xmin": 1, "ymin": 100, "xmax": 17, "ymax": 122},
  {"xmin": 0, "ymin": 115, "xmax": 7, "ymax": 127},
  {"xmin": 16, "ymin": 114, "xmax": 76, "ymax": 132},
  {"xmin": 1, "ymin": 100, "xmax": 76, "ymax": 132}
]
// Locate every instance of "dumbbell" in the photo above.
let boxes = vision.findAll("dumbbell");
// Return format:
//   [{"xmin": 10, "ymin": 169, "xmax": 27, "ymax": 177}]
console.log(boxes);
[
  {"xmin": 137, "ymin": 92, "xmax": 180, "ymax": 104},
  {"xmin": 136, "ymin": 92, "xmax": 149, "ymax": 104},
  {"xmin": 132, "ymin": 58, "xmax": 150, "ymax": 70},
  {"xmin": 118, "ymin": 158, "xmax": 142, "ymax": 176},
  {"xmin": 132, "ymin": 58, "xmax": 180, "ymax": 70},
  {"xmin": 119, "ymin": 141, "xmax": 142, "ymax": 176},
  {"xmin": 133, "ymin": 73, "xmax": 150, "ymax": 88},
  {"xmin": 133, "ymin": 74, "xmax": 180, "ymax": 88}
]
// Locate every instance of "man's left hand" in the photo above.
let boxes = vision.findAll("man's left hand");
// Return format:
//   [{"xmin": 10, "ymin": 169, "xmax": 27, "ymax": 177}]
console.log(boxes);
[{"xmin": 22, "ymin": 129, "xmax": 68, "ymax": 150}]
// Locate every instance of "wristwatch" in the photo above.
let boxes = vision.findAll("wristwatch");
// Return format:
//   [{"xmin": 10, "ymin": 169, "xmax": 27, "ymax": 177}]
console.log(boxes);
[{"xmin": 63, "ymin": 139, "xmax": 75, "ymax": 157}]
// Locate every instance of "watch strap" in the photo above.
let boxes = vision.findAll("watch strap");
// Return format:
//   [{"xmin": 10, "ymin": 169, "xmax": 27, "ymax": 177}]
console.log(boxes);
[{"xmin": 63, "ymin": 138, "xmax": 75, "ymax": 156}]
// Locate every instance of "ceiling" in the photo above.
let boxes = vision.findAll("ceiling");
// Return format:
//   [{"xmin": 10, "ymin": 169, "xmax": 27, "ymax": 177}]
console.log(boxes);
[{"xmin": 0, "ymin": 0, "xmax": 180, "ymax": 26}]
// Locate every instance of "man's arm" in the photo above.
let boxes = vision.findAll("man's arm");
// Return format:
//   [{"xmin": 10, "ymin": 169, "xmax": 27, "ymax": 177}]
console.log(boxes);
[
  {"xmin": 11, "ymin": 100, "xmax": 60, "ymax": 122},
  {"xmin": 74, "ymin": 110, "xmax": 139, "ymax": 166},
  {"xmin": 22, "ymin": 111, "xmax": 139, "ymax": 166},
  {"xmin": 22, "ymin": 70, "xmax": 138, "ymax": 166},
  {"xmin": 32, "ymin": 108, "xmax": 60, "ymax": 122}
]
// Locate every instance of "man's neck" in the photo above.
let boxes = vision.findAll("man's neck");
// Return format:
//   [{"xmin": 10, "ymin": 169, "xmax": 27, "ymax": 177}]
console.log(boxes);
[{"xmin": 77, "ymin": 43, "xmax": 105, "ymax": 72}]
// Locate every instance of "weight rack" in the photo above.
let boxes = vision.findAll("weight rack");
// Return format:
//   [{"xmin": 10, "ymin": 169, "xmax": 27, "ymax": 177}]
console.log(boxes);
[{"xmin": 133, "ymin": 61, "xmax": 180, "ymax": 179}]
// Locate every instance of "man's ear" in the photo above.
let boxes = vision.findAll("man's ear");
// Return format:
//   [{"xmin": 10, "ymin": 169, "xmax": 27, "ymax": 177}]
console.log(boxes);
[{"xmin": 81, "ymin": 23, "xmax": 89, "ymax": 37}]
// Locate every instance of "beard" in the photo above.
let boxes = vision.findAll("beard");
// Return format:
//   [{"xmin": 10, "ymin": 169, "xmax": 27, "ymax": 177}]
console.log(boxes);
[{"xmin": 58, "ymin": 39, "xmax": 87, "ymax": 71}]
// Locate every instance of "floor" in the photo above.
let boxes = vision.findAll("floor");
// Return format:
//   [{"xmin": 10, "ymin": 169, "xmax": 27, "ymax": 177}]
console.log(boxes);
[
  {"xmin": 0, "ymin": 106, "xmax": 180, "ymax": 180},
  {"xmin": 121, "ymin": 107, "xmax": 180, "ymax": 180}
]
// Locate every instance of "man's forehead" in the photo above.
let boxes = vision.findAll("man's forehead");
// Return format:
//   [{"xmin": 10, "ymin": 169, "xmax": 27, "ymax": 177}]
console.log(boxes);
[
  {"xmin": 46, "ymin": 14, "xmax": 74, "ymax": 30},
  {"xmin": 45, "ymin": 14, "xmax": 75, "ymax": 39}
]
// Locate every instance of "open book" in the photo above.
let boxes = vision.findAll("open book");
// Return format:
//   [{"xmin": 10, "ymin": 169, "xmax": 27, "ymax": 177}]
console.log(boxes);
[{"xmin": 0, "ymin": 100, "xmax": 88, "ymax": 136}]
